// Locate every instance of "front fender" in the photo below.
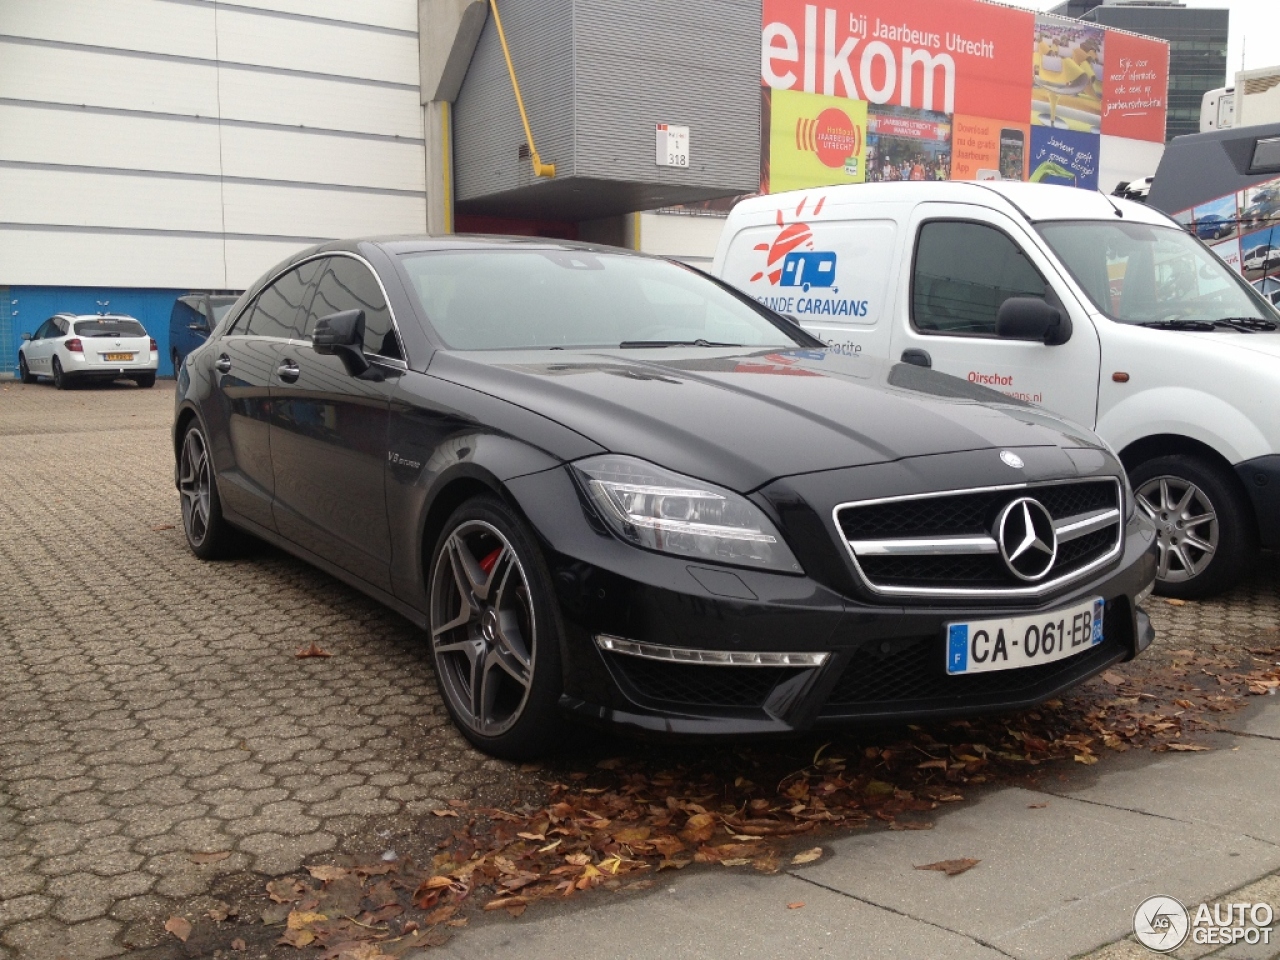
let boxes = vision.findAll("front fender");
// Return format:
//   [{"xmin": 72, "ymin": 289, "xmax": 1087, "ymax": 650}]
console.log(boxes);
[{"xmin": 1096, "ymin": 386, "xmax": 1267, "ymax": 467}]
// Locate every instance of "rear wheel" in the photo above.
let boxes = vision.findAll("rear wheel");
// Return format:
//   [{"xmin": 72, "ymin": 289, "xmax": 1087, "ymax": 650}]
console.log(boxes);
[
  {"xmin": 179, "ymin": 422, "xmax": 239, "ymax": 560},
  {"xmin": 18, "ymin": 354, "xmax": 35, "ymax": 384},
  {"xmin": 427, "ymin": 495, "xmax": 566, "ymax": 760},
  {"xmin": 1131, "ymin": 454, "xmax": 1256, "ymax": 599},
  {"xmin": 172, "ymin": 350, "xmax": 182, "ymax": 374},
  {"xmin": 134, "ymin": 373, "xmax": 156, "ymax": 388},
  {"xmin": 52, "ymin": 357, "xmax": 68, "ymax": 390}
]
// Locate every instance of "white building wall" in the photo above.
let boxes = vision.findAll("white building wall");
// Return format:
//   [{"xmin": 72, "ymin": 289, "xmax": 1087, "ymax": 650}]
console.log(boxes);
[
  {"xmin": 638, "ymin": 212, "xmax": 727, "ymax": 265},
  {"xmin": 0, "ymin": 0, "xmax": 426, "ymax": 290}
]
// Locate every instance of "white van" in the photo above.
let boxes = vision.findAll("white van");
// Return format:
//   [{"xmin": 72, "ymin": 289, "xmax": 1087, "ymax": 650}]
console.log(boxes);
[{"xmin": 713, "ymin": 181, "xmax": 1280, "ymax": 598}]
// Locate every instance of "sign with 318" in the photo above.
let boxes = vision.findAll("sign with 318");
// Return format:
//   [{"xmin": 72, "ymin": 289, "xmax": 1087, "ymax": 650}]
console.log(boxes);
[{"xmin": 656, "ymin": 123, "xmax": 689, "ymax": 168}]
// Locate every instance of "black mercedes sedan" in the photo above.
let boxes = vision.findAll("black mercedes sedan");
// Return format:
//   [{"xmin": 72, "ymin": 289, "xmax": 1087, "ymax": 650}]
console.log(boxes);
[{"xmin": 173, "ymin": 236, "xmax": 1157, "ymax": 758}]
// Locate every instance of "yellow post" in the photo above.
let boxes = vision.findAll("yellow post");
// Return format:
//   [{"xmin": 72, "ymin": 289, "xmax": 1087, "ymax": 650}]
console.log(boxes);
[{"xmin": 489, "ymin": 0, "xmax": 555, "ymax": 178}]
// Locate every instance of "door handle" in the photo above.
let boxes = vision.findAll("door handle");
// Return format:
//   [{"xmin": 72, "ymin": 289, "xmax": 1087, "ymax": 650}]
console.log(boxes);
[
  {"xmin": 276, "ymin": 360, "xmax": 300, "ymax": 383},
  {"xmin": 215, "ymin": 354, "xmax": 232, "ymax": 373},
  {"xmin": 901, "ymin": 349, "xmax": 932, "ymax": 369}
]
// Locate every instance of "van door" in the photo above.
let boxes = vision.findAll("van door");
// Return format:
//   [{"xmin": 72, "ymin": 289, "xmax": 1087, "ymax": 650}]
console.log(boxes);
[
  {"xmin": 890, "ymin": 203, "xmax": 1101, "ymax": 428},
  {"xmin": 719, "ymin": 213, "xmax": 900, "ymax": 362}
]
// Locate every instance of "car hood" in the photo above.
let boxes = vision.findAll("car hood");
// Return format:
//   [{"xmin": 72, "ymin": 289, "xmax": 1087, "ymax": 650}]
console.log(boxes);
[
  {"xmin": 1182, "ymin": 331, "xmax": 1280, "ymax": 360},
  {"xmin": 426, "ymin": 347, "xmax": 1103, "ymax": 491}
]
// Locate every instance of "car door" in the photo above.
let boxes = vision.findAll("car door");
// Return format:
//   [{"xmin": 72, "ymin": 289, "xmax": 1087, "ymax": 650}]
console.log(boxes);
[
  {"xmin": 269, "ymin": 254, "xmax": 403, "ymax": 590},
  {"xmin": 25, "ymin": 318, "xmax": 57, "ymax": 372},
  {"xmin": 208, "ymin": 263, "xmax": 319, "ymax": 531},
  {"xmin": 889, "ymin": 204, "xmax": 1101, "ymax": 429}
]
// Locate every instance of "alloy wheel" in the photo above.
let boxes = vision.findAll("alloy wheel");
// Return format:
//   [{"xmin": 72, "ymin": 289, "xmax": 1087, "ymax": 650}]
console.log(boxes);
[
  {"xmin": 430, "ymin": 520, "xmax": 536, "ymax": 737},
  {"xmin": 52, "ymin": 358, "xmax": 64, "ymax": 389},
  {"xmin": 179, "ymin": 429, "xmax": 213, "ymax": 547},
  {"xmin": 1135, "ymin": 475, "xmax": 1218, "ymax": 583},
  {"xmin": 18, "ymin": 356, "xmax": 30, "ymax": 383}
]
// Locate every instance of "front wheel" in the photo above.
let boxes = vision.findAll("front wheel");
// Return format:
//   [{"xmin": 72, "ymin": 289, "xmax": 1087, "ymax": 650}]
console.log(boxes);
[
  {"xmin": 1131, "ymin": 455, "xmax": 1257, "ymax": 599},
  {"xmin": 18, "ymin": 354, "xmax": 35, "ymax": 384},
  {"xmin": 427, "ymin": 495, "xmax": 566, "ymax": 760}
]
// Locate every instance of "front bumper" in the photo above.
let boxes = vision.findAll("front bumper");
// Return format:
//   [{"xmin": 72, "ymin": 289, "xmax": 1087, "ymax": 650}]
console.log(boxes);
[
  {"xmin": 507, "ymin": 464, "xmax": 1158, "ymax": 739},
  {"xmin": 1236, "ymin": 454, "xmax": 1280, "ymax": 550}
]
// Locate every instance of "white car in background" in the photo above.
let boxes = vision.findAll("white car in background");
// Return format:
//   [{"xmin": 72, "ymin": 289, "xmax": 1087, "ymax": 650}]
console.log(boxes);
[{"xmin": 19, "ymin": 314, "xmax": 158, "ymax": 389}]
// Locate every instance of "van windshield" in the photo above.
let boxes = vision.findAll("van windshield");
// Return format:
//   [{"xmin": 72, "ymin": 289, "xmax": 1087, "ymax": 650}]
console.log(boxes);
[{"xmin": 1037, "ymin": 221, "xmax": 1278, "ymax": 328}]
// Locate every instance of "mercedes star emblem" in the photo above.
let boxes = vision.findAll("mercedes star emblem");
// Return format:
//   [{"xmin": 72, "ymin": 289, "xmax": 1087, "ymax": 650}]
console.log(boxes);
[
  {"xmin": 995, "ymin": 497, "xmax": 1058, "ymax": 581},
  {"xmin": 1000, "ymin": 450, "xmax": 1024, "ymax": 469}
]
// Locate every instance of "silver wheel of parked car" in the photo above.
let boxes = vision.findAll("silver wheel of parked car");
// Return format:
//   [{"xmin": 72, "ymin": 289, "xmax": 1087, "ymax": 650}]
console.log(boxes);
[
  {"xmin": 179, "ymin": 427, "xmax": 213, "ymax": 548},
  {"xmin": 430, "ymin": 519, "xmax": 538, "ymax": 738},
  {"xmin": 1135, "ymin": 475, "xmax": 1219, "ymax": 582}
]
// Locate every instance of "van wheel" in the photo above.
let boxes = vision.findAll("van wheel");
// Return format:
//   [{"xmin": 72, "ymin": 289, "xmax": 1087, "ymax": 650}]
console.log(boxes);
[{"xmin": 1131, "ymin": 455, "xmax": 1256, "ymax": 599}]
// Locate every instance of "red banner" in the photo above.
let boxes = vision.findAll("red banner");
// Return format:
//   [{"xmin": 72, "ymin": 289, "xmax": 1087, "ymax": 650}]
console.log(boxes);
[
  {"xmin": 762, "ymin": 0, "xmax": 1035, "ymax": 125},
  {"xmin": 1100, "ymin": 30, "xmax": 1170, "ymax": 143}
]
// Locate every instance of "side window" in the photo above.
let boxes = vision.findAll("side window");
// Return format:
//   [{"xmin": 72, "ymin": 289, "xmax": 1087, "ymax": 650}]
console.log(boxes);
[
  {"xmin": 35, "ymin": 319, "xmax": 56, "ymax": 340},
  {"xmin": 243, "ymin": 261, "xmax": 323, "ymax": 339},
  {"xmin": 912, "ymin": 221, "xmax": 1049, "ymax": 336},
  {"xmin": 305, "ymin": 257, "xmax": 401, "ymax": 360},
  {"xmin": 54, "ymin": 318, "xmax": 69, "ymax": 336}
]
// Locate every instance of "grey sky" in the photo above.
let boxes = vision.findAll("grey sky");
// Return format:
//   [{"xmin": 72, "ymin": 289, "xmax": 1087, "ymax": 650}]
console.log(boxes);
[{"xmin": 1014, "ymin": 0, "xmax": 1280, "ymax": 78}]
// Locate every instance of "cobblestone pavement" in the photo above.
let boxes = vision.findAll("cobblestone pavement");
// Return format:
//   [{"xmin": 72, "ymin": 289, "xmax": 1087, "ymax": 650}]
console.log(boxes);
[
  {"xmin": 0, "ymin": 382, "xmax": 532, "ymax": 959},
  {"xmin": 1, "ymin": 380, "xmax": 1277, "ymax": 960}
]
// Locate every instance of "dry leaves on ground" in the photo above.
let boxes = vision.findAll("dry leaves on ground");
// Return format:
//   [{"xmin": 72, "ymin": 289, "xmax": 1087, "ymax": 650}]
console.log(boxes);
[
  {"xmin": 164, "ymin": 916, "xmax": 192, "ymax": 942},
  {"xmin": 295, "ymin": 642, "xmax": 333, "ymax": 659},
  {"xmin": 915, "ymin": 858, "xmax": 981, "ymax": 877}
]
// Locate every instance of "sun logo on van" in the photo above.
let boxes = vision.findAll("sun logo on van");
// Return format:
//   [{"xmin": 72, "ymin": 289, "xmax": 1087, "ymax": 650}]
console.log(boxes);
[{"xmin": 750, "ymin": 195, "xmax": 827, "ymax": 285}]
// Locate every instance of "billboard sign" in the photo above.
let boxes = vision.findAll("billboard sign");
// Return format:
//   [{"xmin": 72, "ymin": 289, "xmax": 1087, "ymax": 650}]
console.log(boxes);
[{"xmin": 761, "ymin": 0, "xmax": 1168, "ymax": 193}]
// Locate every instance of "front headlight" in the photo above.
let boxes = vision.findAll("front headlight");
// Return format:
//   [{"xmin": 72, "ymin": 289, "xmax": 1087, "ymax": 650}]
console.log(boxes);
[{"xmin": 574, "ymin": 455, "xmax": 802, "ymax": 574}]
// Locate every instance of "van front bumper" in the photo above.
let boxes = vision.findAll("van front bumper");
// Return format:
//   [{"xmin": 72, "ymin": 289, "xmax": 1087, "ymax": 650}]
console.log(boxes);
[{"xmin": 1236, "ymin": 455, "xmax": 1280, "ymax": 549}]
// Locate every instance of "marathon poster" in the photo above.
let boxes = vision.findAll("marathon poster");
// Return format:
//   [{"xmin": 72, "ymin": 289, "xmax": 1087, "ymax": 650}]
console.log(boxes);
[{"xmin": 760, "ymin": 0, "xmax": 1168, "ymax": 194}]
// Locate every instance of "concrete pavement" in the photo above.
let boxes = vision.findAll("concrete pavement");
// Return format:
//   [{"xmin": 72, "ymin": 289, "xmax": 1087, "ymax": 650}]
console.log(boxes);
[{"xmin": 436, "ymin": 702, "xmax": 1280, "ymax": 960}]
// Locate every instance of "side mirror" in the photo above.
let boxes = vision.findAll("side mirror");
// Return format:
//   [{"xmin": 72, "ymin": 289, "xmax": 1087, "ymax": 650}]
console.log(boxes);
[
  {"xmin": 996, "ymin": 297, "xmax": 1072, "ymax": 346},
  {"xmin": 312, "ymin": 309, "xmax": 370, "ymax": 377},
  {"xmin": 21, "ymin": 332, "xmax": 32, "ymax": 341}
]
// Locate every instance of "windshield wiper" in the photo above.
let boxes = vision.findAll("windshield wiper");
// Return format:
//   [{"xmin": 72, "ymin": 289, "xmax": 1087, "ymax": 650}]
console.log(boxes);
[
  {"xmin": 1216, "ymin": 316, "xmax": 1278, "ymax": 332},
  {"xmin": 1137, "ymin": 319, "xmax": 1217, "ymax": 331},
  {"xmin": 617, "ymin": 339, "xmax": 744, "ymax": 348}
]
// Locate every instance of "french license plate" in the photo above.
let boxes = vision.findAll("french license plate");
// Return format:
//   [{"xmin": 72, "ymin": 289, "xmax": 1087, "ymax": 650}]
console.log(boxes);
[
  {"xmin": 946, "ymin": 597, "xmax": 1104, "ymax": 675},
  {"xmin": 104, "ymin": 352, "xmax": 134, "ymax": 362}
]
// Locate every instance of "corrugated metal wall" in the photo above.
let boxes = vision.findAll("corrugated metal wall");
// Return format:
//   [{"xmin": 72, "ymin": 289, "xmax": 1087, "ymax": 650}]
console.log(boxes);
[
  {"xmin": 574, "ymin": 0, "xmax": 760, "ymax": 191},
  {"xmin": 0, "ymin": 0, "xmax": 427, "ymax": 291},
  {"xmin": 453, "ymin": 0, "xmax": 576, "ymax": 202},
  {"xmin": 453, "ymin": 0, "xmax": 761, "ymax": 210}
]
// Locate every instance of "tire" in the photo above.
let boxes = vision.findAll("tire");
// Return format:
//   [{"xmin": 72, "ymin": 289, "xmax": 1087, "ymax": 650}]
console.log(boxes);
[
  {"xmin": 52, "ymin": 357, "xmax": 68, "ymax": 390},
  {"xmin": 427, "ymin": 495, "xmax": 567, "ymax": 760},
  {"xmin": 135, "ymin": 373, "xmax": 156, "ymax": 388},
  {"xmin": 178, "ymin": 421, "xmax": 240, "ymax": 560},
  {"xmin": 172, "ymin": 351, "xmax": 182, "ymax": 375},
  {"xmin": 18, "ymin": 353, "xmax": 36, "ymax": 385},
  {"xmin": 1131, "ymin": 454, "xmax": 1257, "ymax": 599}
]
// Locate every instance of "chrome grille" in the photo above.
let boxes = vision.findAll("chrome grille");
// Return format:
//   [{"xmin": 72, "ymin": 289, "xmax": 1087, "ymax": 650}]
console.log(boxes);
[{"xmin": 835, "ymin": 479, "xmax": 1123, "ymax": 599}]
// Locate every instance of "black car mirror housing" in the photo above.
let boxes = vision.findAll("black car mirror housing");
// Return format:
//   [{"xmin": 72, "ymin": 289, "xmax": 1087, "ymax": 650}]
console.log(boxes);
[
  {"xmin": 996, "ymin": 297, "xmax": 1072, "ymax": 345},
  {"xmin": 313, "ymin": 309, "xmax": 371, "ymax": 377}
]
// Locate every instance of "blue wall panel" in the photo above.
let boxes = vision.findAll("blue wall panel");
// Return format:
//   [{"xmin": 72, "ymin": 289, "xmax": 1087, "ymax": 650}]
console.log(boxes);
[{"xmin": 6, "ymin": 287, "xmax": 190, "ymax": 379}]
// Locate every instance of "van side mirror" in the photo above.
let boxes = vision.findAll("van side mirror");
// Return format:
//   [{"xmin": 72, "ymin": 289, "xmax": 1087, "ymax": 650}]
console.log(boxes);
[
  {"xmin": 996, "ymin": 297, "xmax": 1072, "ymax": 346},
  {"xmin": 313, "ymin": 309, "xmax": 370, "ymax": 377}
]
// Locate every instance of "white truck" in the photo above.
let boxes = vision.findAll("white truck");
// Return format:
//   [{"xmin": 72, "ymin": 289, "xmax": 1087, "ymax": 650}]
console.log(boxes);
[{"xmin": 713, "ymin": 181, "xmax": 1280, "ymax": 598}]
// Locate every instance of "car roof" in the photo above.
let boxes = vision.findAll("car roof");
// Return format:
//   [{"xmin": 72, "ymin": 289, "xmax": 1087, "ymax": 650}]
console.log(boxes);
[
  {"xmin": 729, "ymin": 181, "xmax": 1171, "ymax": 228},
  {"xmin": 371, "ymin": 234, "xmax": 657, "ymax": 258},
  {"xmin": 68, "ymin": 314, "xmax": 143, "ymax": 323}
]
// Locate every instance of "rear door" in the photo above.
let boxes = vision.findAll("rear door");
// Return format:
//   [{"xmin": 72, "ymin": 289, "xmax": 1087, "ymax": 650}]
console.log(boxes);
[
  {"xmin": 889, "ymin": 203, "xmax": 1101, "ymax": 428},
  {"xmin": 208, "ymin": 263, "xmax": 320, "ymax": 531},
  {"xmin": 269, "ymin": 254, "xmax": 403, "ymax": 589}
]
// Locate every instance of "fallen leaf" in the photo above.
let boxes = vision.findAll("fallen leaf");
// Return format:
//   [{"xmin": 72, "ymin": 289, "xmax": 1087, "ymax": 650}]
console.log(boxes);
[
  {"xmin": 295, "ymin": 642, "xmax": 332, "ymax": 659},
  {"xmin": 1166, "ymin": 743, "xmax": 1211, "ymax": 752},
  {"xmin": 680, "ymin": 812, "xmax": 716, "ymax": 843},
  {"xmin": 286, "ymin": 910, "xmax": 326, "ymax": 930},
  {"xmin": 787, "ymin": 902, "xmax": 806, "ymax": 910},
  {"xmin": 1073, "ymin": 753, "xmax": 1099, "ymax": 765},
  {"xmin": 188, "ymin": 850, "xmax": 231, "ymax": 864},
  {"xmin": 791, "ymin": 847, "xmax": 824, "ymax": 865},
  {"xmin": 152, "ymin": 523, "xmax": 176, "ymax": 531},
  {"xmin": 1165, "ymin": 598, "xmax": 1187, "ymax": 606},
  {"xmin": 431, "ymin": 808, "xmax": 459, "ymax": 817},
  {"xmin": 278, "ymin": 927, "xmax": 314, "ymax": 948},
  {"xmin": 207, "ymin": 901, "xmax": 237, "ymax": 922},
  {"xmin": 1099, "ymin": 671, "xmax": 1126, "ymax": 686},
  {"xmin": 1027, "ymin": 803, "xmax": 1048, "ymax": 809},
  {"xmin": 305, "ymin": 864, "xmax": 348, "ymax": 882},
  {"xmin": 164, "ymin": 916, "xmax": 192, "ymax": 942},
  {"xmin": 915, "ymin": 858, "xmax": 981, "ymax": 877},
  {"xmin": 231, "ymin": 939, "xmax": 247, "ymax": 951},
  {"xmin": 484, "ymin": 896, "xmax": 528, "ymax": 912},
  {"xmin": 425, "ymin": 905, "xmax": 458, "ymax": 925}
]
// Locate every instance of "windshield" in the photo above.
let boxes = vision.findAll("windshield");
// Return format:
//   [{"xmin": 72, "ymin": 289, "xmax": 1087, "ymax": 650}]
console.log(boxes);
[
  {"xmin": 1037, "ymin": 221, "xmax": 1277, "ymax": 326},
  {"xmin": 398, "ymin": 250, "xmax": 804, "ymax": 350},
  {"xmin": 74, "ymin": 318, "xmax": 147, "ymax": 338}
]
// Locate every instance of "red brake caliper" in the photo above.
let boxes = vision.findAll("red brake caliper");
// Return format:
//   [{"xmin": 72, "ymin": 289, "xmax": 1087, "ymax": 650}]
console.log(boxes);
[{"xmin": 478, "ymin": 548, "xmax": 502, "ymax": 575}]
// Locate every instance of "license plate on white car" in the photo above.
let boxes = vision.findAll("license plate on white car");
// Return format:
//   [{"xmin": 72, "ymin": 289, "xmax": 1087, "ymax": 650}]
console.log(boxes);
[
  {"xmin": 945, "ymin": 598, "xmax": 1104, "ymax": 675},
  {"xmin": 104, "ymin": 352, "xmax": 134, "ymax": 362}
]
